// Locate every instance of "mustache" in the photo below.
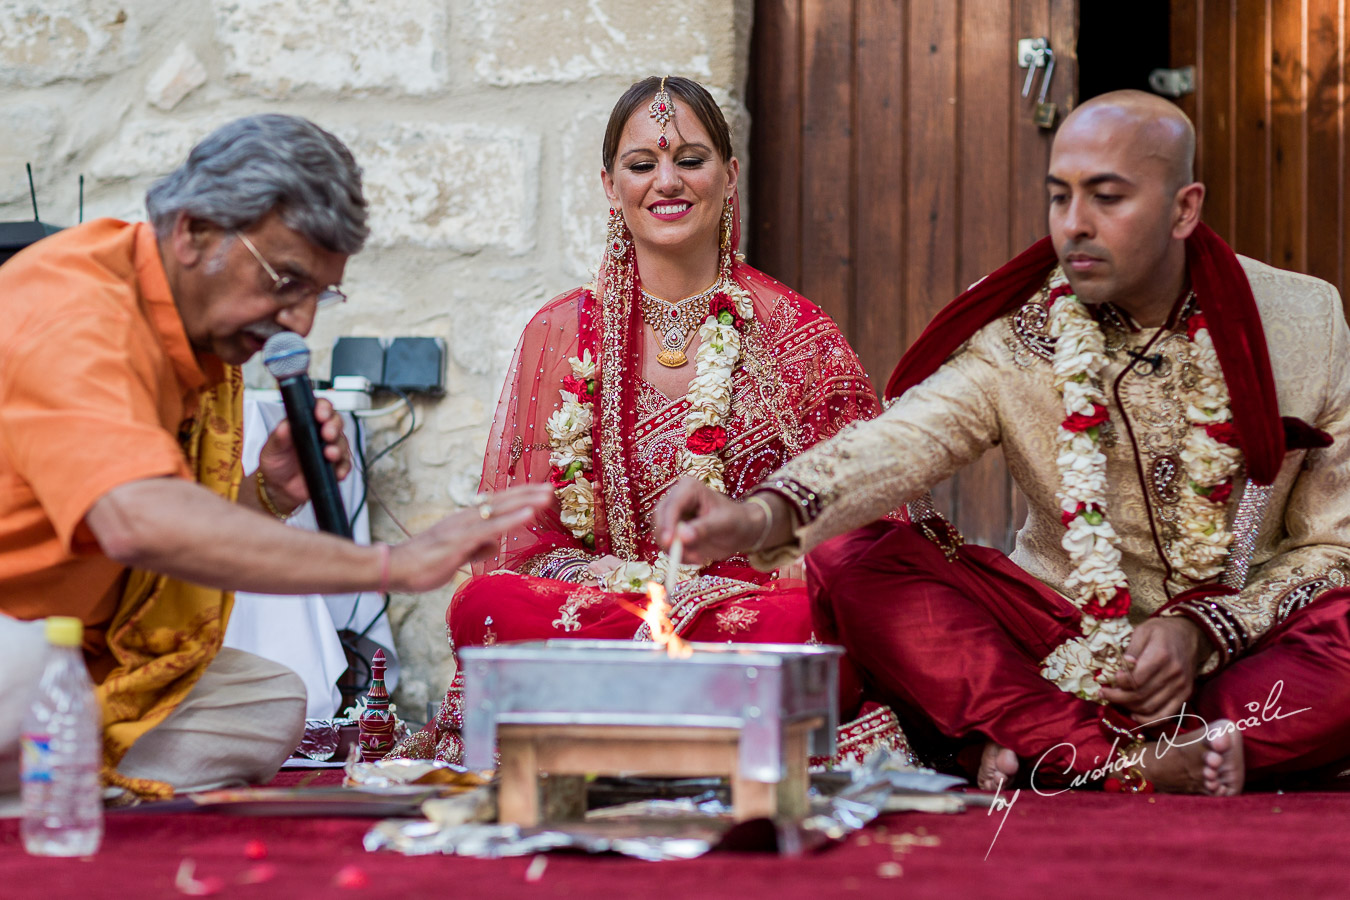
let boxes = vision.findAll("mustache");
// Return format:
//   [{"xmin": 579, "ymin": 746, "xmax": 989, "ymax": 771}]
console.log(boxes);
[{"xmin": 1060, "ymin": 241, "xmax": 1109, "ymax": 259}]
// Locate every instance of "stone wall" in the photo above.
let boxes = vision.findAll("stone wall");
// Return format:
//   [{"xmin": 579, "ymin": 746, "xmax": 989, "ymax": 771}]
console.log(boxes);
[{"xmin": 0, "ymin": 0, "xmax": 753, "ymax": 716}]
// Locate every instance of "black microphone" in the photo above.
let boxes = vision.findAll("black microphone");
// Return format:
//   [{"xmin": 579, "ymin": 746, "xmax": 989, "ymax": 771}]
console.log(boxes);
[{"xmin": 262, "ymin": 332, "xmax": 352, "ymax": 538}]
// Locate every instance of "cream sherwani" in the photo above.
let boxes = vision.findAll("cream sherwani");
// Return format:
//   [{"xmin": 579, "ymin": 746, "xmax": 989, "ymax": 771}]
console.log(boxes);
[{"xmin": 757, "ymin": 258, "xmax": 1350, "ymax": 672}]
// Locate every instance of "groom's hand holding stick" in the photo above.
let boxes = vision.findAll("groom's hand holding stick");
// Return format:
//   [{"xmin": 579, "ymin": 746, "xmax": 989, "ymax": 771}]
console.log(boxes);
[{"xmin": 654, "ymin": 478, "xmax": 795, "ymax": 563}]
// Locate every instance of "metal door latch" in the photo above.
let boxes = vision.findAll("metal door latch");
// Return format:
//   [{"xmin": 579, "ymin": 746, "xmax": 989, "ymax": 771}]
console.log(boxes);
[{"xmin": 1148, "ymin": 66, "xmax": 1196, "ymax": 97}]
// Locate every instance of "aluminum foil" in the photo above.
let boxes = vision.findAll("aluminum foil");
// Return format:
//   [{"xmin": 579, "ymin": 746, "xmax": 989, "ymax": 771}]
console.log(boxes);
[
  {"xmin": 584, "ymin": 790, "xmax": 730, "ymax": 819},
  {"xmin": 294, "ymin": 718, "xmax": 355, "ymax": 761},
  {"xmin": 767, "ymin": 750, "xmax": 966, "ymax": 854},
  {"xmin": 300, "ymin": 711, "xmax": 410, "ymax": 764},
  {"xmin": 343, "ymin": 749, "xmax": 491, "ymax": 793},
  {"xmin": 364, "ymin": 820, "xmax": 719, "ymax": 862},
  {"xmin": 363, "ymin": 747, "xmax": 968, "ymax": 861}
]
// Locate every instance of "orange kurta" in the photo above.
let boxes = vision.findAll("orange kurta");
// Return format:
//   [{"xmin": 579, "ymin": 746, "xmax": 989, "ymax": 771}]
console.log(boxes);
[
  {"xmin": 0, "ymin": 219, "xmax": 244, "ymax": 797},
  {"xmin": 0, "ymin": 220, "xmax": 221, "ymax": 649}
]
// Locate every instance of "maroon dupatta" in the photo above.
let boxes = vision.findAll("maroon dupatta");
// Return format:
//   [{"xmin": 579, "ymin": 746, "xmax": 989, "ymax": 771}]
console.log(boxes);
[{"xmin": 883, "ymin": 224, "xmax": 1290, "ymax": 484}]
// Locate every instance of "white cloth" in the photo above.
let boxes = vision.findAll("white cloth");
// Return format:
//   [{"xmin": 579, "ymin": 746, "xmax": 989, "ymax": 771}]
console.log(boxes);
[
  {"xmin": 223, "ymin": 393, "xmax": 399, "ymax": 719},
  {"xmin": 1, "ymin": 616, "xmax": 304, "ymax": 800},
  {"xmin": 0, "ymin": 615, "xmax": 51, "ymax": 793},
  {"xmin": 115, "ymin": 647, "xmax": 307, "ymax": 793}
]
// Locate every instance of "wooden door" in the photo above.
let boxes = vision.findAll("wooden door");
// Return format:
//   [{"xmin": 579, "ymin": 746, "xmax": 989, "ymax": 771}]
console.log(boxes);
[
  {"xmin": 1172, "ymin": 0, "xmax": 1350, "ymax": 309},
  {"xmin": 747, "ymin": 0, "xmax": 1078, "ymax": 550}
]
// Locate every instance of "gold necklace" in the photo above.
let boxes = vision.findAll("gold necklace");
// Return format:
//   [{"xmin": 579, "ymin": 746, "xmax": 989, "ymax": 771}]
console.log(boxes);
[{"xmin": 639, "ymin": 281, "xmax": 721, "ymax": 368}]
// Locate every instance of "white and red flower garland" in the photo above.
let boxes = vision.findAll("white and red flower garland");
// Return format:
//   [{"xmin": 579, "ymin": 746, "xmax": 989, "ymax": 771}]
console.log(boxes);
[
  {"xmin": 547, "ymin": 348, "xmax": 598, "ymax": 546},
  {"xmin": 547, "ymin": 282, "xmax": 755, "ymax": 593},
  {"xmin": 1038, "ymin": 273, "xmax": 1240, "ymax": 702},
  {"xmin": 1169, "ymin": 315, "xmax": 1243, "ymax": 580}
]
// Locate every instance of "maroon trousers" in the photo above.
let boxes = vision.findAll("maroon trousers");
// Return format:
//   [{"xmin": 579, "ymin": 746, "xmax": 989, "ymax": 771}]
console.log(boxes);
[{"xmin": 808, "ymin": 521, "xmax": 1350, "ymax": 785}]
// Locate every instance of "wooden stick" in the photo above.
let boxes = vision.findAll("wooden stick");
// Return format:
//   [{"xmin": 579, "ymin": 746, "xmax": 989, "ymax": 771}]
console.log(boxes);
[{"xmin": 665, "ymin": 534, "xmax": 683, "ymax": 599}]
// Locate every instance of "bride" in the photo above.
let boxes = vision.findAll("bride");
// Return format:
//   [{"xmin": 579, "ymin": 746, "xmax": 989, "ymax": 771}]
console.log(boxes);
[{"xmin": 390, "ymin": 76, "xmax": 909, "ymax": 766}]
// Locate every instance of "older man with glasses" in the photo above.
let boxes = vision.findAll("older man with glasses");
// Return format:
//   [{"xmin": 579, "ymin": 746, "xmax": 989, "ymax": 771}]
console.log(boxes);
[{"xmin": 0, "ymin": 114, "xmax": 551, "ymax": 801}]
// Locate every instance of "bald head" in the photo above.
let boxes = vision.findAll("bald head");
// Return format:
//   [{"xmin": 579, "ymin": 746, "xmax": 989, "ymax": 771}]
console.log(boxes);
[
  {"xmin": 1058, "ymin": 90, "xmax": 1196, "ymax": 192},
  {"xmin": 1045, "ymin": 90, "xmax": 1206, "ymax": 326}
]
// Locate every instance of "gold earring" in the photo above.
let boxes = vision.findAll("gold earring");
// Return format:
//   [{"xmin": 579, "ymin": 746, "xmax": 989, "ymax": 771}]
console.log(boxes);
[
  {"xmin": 719, "ymin": 195, "xmax": 735, "ymax": 258},
  {"xmin": 606, "ymin": 205, "xmax": 631, "ymax": 261}
]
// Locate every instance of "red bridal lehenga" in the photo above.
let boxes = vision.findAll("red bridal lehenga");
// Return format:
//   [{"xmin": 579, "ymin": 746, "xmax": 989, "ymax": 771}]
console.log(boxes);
[{"xmin": 389, "ymin": 196, "xmax": 913, "ymax": 767}]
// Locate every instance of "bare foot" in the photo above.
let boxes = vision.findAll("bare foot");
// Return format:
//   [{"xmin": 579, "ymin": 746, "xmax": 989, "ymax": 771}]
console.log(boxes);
[
  {"xmin": 977, "ymin": 741, "xmax": 1020, "ymax": 791},
  {"xmin": 1200, "ymin": 725, "xmax": 1245, "ymax": 796},
  {"xmin": 1143, "ymin": 719, "xmax": 1245, "ymax": 795}
]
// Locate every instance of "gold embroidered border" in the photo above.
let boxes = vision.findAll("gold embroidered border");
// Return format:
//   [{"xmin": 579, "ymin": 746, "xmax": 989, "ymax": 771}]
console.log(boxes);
[
  {"xmin": 596, "ymin": 278, "xmax": 639, "ymax": 559},
  {"xmin": 813, "ymin": 705, "xmax": 920, "ymax": 769}
]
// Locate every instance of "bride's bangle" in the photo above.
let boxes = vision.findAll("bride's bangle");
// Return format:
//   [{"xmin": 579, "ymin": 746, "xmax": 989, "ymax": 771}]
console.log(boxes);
[
  {"xmin": 555, "ymin": 557, "xmax": 593, "ymax": 583},
  {"xmin": 532, "ymin": 550, "xmax": 594, "ymax": 583},
  {"xmin": 744, "ymin": 494, "xmax": 777, "ymax": 552}
]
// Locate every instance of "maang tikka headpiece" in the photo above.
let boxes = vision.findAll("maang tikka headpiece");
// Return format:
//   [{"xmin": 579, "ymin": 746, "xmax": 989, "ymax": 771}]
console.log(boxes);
[{"xmin": 649, "ymin": 76, "xmax": 674, "ymax": 149}]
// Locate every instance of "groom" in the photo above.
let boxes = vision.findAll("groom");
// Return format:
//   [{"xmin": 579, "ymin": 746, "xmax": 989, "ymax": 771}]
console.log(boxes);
[{"xmin": 655, "ymin": 90, "xmax": 1350, "ymax": 794}]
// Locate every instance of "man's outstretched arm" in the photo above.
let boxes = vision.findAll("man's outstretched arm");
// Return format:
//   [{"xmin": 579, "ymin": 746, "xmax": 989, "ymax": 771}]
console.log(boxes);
[{"xmin": 87, "ymin": 477, "xmax": 553, "ymax": 595}]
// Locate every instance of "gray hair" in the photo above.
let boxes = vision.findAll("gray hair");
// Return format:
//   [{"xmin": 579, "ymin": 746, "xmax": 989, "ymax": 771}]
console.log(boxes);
[{"xmin": 146, "ymin": 114, "xmax": 369, "ymax": 254}]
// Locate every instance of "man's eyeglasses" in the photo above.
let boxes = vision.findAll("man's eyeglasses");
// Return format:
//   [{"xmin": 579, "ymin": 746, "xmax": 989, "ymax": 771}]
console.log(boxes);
[{"xmin": 236, "ymin": 231, "xmax": 347, "ymax": 310}]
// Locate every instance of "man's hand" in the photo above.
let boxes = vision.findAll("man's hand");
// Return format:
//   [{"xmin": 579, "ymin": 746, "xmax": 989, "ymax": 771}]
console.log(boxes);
[
  {"xmin": 653, "ymin": 477, "xmax": 779, "ymax": 564},
  {"xmin": 389, "ymin": 484, "xmax": 554, "ymax": 593},
  {"xmin": 256, "ymin": 398, "xmax": 351, "ymax": 514},
  {"xmin": 1099, "ymin": 617, "xmax": 1212, "ymax": 723}
]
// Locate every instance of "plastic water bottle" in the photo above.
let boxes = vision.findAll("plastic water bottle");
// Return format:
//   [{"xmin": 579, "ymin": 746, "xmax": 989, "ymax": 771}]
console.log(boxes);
[{"xmin": 20, "ymin": 616, "xmax": 103, "ymax": 857}]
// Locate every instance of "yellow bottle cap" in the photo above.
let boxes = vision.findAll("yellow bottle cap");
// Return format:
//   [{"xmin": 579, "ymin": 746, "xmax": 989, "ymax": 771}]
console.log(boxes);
[{"xmin": 44, "ymin": 616, "xmax": 83, "ymax": 648}]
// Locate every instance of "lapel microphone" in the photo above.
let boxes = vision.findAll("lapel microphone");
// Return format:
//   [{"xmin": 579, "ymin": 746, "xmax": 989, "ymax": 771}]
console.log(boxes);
[{"xmin": 1123, "ymin": 347, "xmax": 1165, "ymax": 374}]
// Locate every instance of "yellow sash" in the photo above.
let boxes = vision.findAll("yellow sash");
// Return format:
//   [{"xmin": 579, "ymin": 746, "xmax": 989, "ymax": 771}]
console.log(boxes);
[{"xmin": 98, "ymin": 365, "xmax": 243, "ymax": 799}]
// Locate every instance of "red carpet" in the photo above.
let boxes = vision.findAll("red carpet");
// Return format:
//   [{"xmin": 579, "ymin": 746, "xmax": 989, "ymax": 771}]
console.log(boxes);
[{"xmin": 4, "ymin": 776, "xmax": 1349, "ymax": 899}]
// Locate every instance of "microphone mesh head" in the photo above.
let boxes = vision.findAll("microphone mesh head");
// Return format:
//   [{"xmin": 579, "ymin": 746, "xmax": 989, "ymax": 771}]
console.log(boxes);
[{"xmin": 263, "ymin": 332, "xmax": 311, "ymax": 378}]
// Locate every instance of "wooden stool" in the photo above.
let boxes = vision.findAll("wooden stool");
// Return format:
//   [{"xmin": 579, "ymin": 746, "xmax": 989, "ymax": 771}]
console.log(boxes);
[{"xmin": 496, "ymin": 717, "xmax": 822, "ymax": 825}]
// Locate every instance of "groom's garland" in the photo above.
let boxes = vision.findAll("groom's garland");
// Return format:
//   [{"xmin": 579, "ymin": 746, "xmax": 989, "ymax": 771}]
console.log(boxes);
[
  {"xmin": 546, "ymin": 281, "xmax": 755, "ymax": 592},
  {"xmin": 1039, "ymin": 271, "xmax": 1241, "ymax": 702}
]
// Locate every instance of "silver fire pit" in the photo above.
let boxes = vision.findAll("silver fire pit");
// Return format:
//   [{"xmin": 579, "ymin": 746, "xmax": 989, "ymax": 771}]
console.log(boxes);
[{"xmin": 460, "ymin": 639, "xmax": 842, "ymax": 824}]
